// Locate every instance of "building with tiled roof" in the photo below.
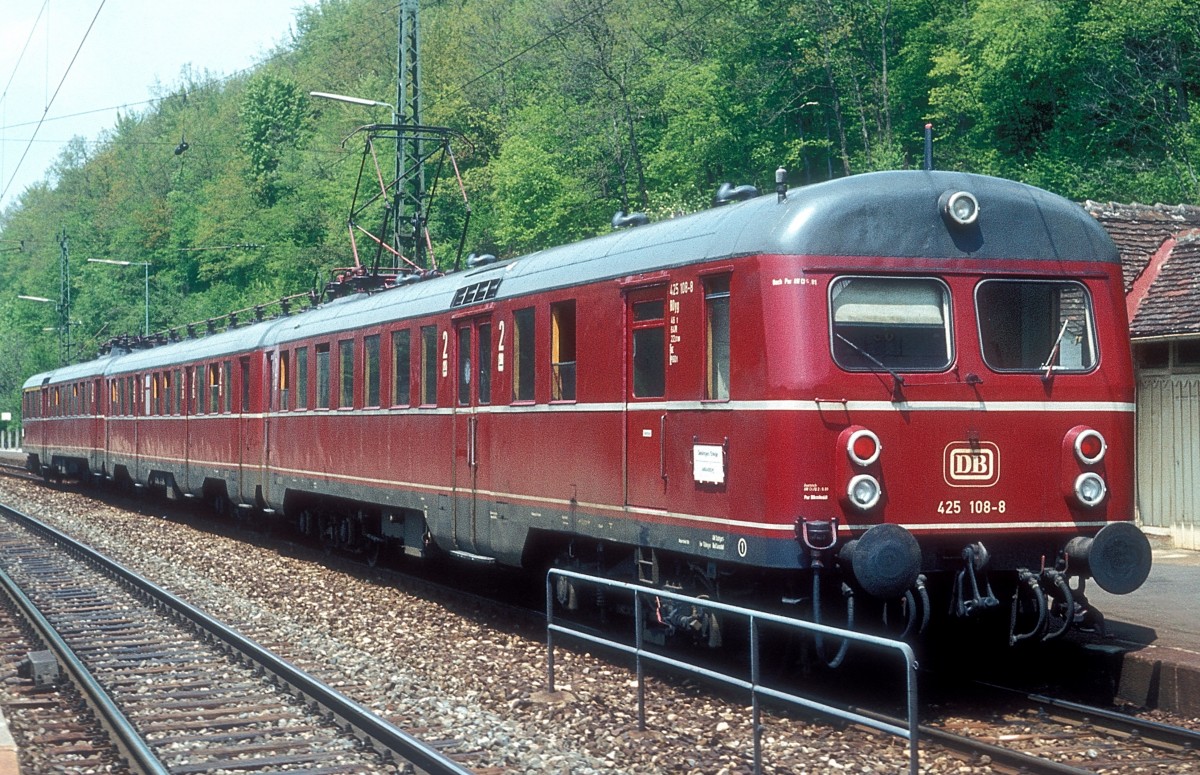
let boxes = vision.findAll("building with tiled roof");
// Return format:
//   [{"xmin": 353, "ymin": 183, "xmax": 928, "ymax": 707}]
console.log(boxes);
[{"xmin": 1086, "ymin": 201, "xmax": 1200, "ymax": 549}]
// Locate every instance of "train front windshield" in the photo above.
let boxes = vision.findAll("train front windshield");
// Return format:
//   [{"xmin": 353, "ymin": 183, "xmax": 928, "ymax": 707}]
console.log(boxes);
[
  {"xmin": 829, "ymin": 275, "xmax": 1099, "ymax": 377},
  {"xmin": 830, "ymin": 276, "xmax": 953, "ymax": 372},
  {"xmin": 976, "ymin": 280, "xmax": 1098, "ymax": 373}
]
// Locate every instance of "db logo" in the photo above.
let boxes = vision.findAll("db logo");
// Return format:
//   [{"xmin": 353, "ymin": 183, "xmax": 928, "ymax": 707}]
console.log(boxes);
[{"xmin": 943, "ymin": 442, "xmax": 1000, "ymax": 487}]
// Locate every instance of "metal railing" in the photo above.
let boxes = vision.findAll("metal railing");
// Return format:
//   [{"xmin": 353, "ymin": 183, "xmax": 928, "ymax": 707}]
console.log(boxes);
[{"xmin": 546, "ymin": 568, "xmax": 919, "ymax": 775}]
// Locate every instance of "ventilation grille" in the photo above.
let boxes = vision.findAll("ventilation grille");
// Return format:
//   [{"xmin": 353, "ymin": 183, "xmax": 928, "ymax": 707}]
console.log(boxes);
[{"xmin": 451, "ymin": 278, "xmax": 502, "ymax": 308}]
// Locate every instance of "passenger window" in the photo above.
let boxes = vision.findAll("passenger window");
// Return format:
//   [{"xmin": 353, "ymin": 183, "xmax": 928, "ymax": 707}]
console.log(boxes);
[
  {"xmin": 392, "ymin": 330, "xmax": 411, "ymax": 406},
  {"xmin": 551, "ymin": 301, "xmax": 577, "ymax": 401},
  {"xmin": 420, "ymin": 325, "xmax": 438, "ymax": 405},
  {"xmin": 295, "ymin": 347, "xmax": 309, "ymax": 410},
  {"xmin": 240, "ymin": 357, "xmax": 251, "ymax": 413},
  {"xmin": 512, "ymin": 307, "xmax": 535, "ymax": 402},
  {"xmin": 977, "ymin": 280, "xmax": 1097, "ymax": 373},
  {"xmin": 338, "ymin": 339, "xmax": 354, "ymax": 408},
  {"xmin": 704, "ymin": 276, "xmax": 731, "ymax": 400},
  {"xmin": 208, "ymin": 365, "xmax": 220, "ymax": 414},
  {"xmin": 279, "ymin": 352, "xmax": 290, "ymax": 410},
  {"xmin": 364, "ymin": 334, "xmax": 381, "ymax": 407},
  {"xmin": 830, "ymin": 276, "xmax": 952, "ymax": 372},
  {"xmin": 316, "ymin": 344, "xmax": 331, "ymax": 409}
]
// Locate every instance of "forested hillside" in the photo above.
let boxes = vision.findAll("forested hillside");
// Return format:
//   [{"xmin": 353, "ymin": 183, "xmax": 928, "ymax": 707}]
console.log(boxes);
[{"xmin": 1, "ymin": 0, "xmax": 1197, "ymax": 427}]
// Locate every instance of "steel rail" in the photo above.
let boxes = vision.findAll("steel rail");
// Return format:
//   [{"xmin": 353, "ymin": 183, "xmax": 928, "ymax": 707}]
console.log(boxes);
[
  {"xmin": 848, "ymin": 704, "xmax": 1096, "ymax": 775},
  {"xmin": 977, "ymin": 681, "xmax": 1200, "ymax": 752},
  {"xmin": 0, "ymin": 561, "xmax": 170, "ymax": 775},
  {"xmin": 0, "ymin": 502, "xmax": 475, "ymax": 775}
]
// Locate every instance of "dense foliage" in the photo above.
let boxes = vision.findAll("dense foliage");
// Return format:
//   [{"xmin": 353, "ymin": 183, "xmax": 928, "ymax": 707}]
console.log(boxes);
[{"xmin": 2, "ymin": 0, "xmax": 1198, "ymax": 429}]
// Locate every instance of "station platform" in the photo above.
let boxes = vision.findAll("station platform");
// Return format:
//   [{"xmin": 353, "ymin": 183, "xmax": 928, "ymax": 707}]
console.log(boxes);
[{"xmin": 1074, "ymin": 542, "xmax": 1200, "ymax": 716}]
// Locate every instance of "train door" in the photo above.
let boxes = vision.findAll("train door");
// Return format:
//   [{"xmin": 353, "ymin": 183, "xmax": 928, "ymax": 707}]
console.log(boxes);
[
  {"xmin": 452, "ymin": 316, "xmax": 494, "ymax": 555},
  {"xmin": 625, "ymin": 286, "xmax": 670, "ymax": 510},
  {"xmin": 237, "ymin": 354, "xmax": 267, "ymax": 506}
]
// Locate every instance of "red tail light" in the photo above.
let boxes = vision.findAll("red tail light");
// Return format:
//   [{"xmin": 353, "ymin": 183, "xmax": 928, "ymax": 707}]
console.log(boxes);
[
  {"xmin": 1074, "ymin": 429, "xmax": 1106, "ymax": 464},
  {"xmin": 847, "ymin": 428, "xmax": 881, "ymax": 466}
]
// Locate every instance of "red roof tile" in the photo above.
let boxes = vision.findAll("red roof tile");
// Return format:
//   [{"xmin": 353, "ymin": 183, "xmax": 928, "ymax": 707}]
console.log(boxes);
[{"xmin": 1085, "ymin": 201, "xmax": 1200, "ymax": 338}]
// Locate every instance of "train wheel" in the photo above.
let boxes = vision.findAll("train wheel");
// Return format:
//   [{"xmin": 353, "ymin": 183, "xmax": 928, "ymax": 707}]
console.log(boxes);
[{"xmin": 365, "ymin": 539, "xmax": 382, "ymax": 568}]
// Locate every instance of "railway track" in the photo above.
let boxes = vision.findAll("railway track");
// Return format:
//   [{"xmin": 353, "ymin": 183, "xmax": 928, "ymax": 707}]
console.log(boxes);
[
  {"xmin": 2, "ymin": 465, "xmax": 1195, "ymax": 773},
  {"xmin": 0, "ymin": 500, "xmax": 474, "ymax": 775},
  {"xmin": 852, "ymin": 683, "xmax": 1200, "ymax": 774}
]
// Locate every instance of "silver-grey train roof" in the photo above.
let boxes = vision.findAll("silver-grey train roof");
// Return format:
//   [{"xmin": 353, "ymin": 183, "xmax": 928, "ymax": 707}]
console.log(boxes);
[{"xmin": 26, "ymin": 170, "xmax": 1116, "ymax": 386}]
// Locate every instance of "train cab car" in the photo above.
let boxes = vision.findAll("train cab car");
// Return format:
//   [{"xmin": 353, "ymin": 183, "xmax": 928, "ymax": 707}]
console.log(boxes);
[{"xmin": 21, "ymin": 169, "xmax": 1152, "ymax": 647}]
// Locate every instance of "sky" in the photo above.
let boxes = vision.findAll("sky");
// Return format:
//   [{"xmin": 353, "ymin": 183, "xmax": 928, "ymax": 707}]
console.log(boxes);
[{"xmin": 0, "ymin": 0, "xmax": 311, "ymax": 212}]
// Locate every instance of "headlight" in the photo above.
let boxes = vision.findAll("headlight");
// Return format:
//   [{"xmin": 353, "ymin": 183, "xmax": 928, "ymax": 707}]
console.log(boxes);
[
  {"xmin": 847, "ymin": 474, "xmax": 882, "ymax": 510},
  {"xmin": 940, "ymin": 190, "xmax": 979, "ymax": 226},
  {"xmin": 1074, "ymin": 472, "xmax": 1107, "ymax": 507}
]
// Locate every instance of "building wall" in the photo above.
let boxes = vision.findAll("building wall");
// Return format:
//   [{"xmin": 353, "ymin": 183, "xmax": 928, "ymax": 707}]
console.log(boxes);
[{"xmin": 1135, "ymin": 356, "xmax": 1200, "ymax": 550}]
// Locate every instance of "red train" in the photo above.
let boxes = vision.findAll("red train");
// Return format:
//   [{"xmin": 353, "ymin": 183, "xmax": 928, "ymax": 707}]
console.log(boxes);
[{"xmin": 22, "ymin": 170, "xmax": 1152, "ymax": 647}]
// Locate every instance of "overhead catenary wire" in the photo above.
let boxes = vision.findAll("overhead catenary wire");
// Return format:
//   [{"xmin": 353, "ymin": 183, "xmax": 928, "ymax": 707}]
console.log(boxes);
[
  {"xmin": 0, "ymin": 0, "xmax": 108, "ymax": 205},
  {"xmin": 0, "ymin": 0, "xmax": 51, "ymax": 110}
]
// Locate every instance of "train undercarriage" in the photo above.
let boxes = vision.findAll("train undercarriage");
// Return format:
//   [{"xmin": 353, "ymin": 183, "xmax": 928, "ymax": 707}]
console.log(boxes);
[{"xmin": 24, "ymin": 452, "xmax": 1152, "ymax": 663}]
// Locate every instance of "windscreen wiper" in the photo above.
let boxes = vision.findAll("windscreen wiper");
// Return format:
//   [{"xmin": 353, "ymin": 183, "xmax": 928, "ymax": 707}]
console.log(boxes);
[
  {"xmin": 1040, "ymin": 320, "xmax": 1070, "ymax": 381},
  {"xmin": 835, "ymin": 333, "xmax": 905, "ymax": 398}
]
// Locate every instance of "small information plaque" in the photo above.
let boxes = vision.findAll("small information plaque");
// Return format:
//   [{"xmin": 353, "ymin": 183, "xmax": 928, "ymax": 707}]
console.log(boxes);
[{"xmin": 693, "ymin": 443, "xmax": 725, "ymax": 484}]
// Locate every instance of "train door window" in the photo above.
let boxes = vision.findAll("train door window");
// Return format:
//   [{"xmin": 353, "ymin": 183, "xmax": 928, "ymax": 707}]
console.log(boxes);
[
  {"xmin": 391, "ymin": 330, "xmax": 411, "ymax": 406},
  {"xmin": 457, "ymin": 326, "xmax": 472, "ymax": 406},
  {"xmin": 550, "ymin": 301, "xmax": 577, "ymax": 401},
  {"xmin": 339, "ymin": 339, "xmax": 354, "ymax": 408},
  {"xmin": 163, "ymin": 372, "xmax": 172, "ymax": 415},
  {"xmin": 264, "ymin": 354, "xmax": 273, "ymax": 411},
  {"xmin": 364, "ymin": 334, "xmax": 381, "ymax": 408},
  {"xmin": 478, "ymin": 323, "xmax": 492, "ymax": 405},
  {"xmin": 296, "ymin": 347, "xmax": 309, "ymax": 410},
  {"xmin": 976, "ymin": 280, "xmax": 1097, "ymax": 373},
  {"xmin": 316, "ymin": 344, "xmax": 331, "ymax": 409},
  {"xmin": 240, "ymin": 356, "xmax": 252, "ymax": 413},
  {"xmin": 279, "ymin": 351, "xmax": 290, "ymax": 410},
  {"xmin": 420, "ymin": 325, "xmax": 438, "ymax": 406},
  {"xmin": 705, "ymin": 276, "xmax": 731, "ymax": 400},
  {"xmin": 631, "ymin": 299, "xmax": 666, "ymax": 398},
  {"xmin": 187, "ymin": 368, "xmax": 197, "ymax": 415},
  {"xmin": 512, "ymin": 307, "xmax": 535, "ymax": 402},
  {"xmin": 831, "ymin": 276, "xmax": 952, "ymax": 371}
]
